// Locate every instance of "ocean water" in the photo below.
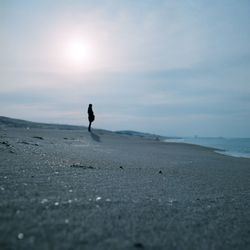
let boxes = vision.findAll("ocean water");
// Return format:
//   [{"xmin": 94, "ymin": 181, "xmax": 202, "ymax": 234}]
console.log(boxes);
[{"xmin": 164, "ymin": 137, "xmax": 250, "ymax": 158}]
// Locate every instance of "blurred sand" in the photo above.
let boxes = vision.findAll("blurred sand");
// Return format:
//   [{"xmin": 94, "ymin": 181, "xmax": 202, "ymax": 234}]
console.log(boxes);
[{"xmin": 0, "ymin": 118, "xmax": 250, "ymax": 250}]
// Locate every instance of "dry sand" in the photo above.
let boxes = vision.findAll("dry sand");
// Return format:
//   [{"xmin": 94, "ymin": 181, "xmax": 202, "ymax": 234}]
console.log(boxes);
[{"xmin": 0, "ymin": 118, "xmax": 250, "ymax": 250}]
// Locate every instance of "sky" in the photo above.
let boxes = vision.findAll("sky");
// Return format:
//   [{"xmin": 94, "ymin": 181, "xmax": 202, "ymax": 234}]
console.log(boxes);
[{"xmin": 1, "ymin": 0, "xmax": 250, "ymax": 137}]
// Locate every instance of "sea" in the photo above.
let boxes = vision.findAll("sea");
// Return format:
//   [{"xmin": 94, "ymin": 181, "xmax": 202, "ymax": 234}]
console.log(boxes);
[{"xmin": 164, "ymin": 137, "xmax": 250, "ymax": 159}]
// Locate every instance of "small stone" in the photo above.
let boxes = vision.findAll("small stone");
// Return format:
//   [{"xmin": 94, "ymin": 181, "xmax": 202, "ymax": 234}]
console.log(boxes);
[
  {"xmin": 168, "ymin": 198, "xmax": 177, "ymax": 205},
  {"xmin": 96, "ymin": 197, "xmax": 101, "ymax": 201},
  {"xmin": 18, "ymin": 233, "xmax": 24, "ymax": 240},
  {"xmin": 41, "ymin": 198, "xmax": 48, "ymax": 204},
  {"xmin": 33, "ymin": 136, "xmax": 44, "ymax": 140},
  {"xmin": 119, "ymin": 166, "xmax": 124, "ymax": 169},
  {"xmin": 65, "ymin": 219, "xmax": 69, "ymax": 224},
  {"xmin": 69, "ymin": 189, "xmax": 73, "ymax": 193},
  {"xmin": 158, "ymin": 170, "xmax": 163, "ymax": 174},
  {"xmin": 134, "ymin": 242, "xmax": 144, "ymax": 248},
  {"xmin": 54, "ymin": 202, "xmax": 59, "ymax": 206}
]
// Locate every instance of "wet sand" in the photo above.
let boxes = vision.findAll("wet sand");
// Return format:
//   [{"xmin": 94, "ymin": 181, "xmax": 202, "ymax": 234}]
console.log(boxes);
[{"xmin": 0, "ymin": 118, "xmax": 250, "ymax": 250}]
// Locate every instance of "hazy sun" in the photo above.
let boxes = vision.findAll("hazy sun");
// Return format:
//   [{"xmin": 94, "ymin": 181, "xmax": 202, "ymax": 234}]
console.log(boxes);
[{"xmin": 64, "ymin": 38, "xmax": 94, "ymax": 69}]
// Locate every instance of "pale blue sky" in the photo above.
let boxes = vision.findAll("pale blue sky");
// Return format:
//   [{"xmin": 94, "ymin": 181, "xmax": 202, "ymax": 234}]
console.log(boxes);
[{"xmin": 1, "ymin": 0, "xmax": 250, "ymax": 137}]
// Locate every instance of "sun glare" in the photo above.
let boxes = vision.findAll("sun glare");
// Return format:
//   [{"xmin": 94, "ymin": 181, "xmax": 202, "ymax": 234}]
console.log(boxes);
[{"xmin": 64, "ymin": 38, "xmax": 95, "ymax": 69}]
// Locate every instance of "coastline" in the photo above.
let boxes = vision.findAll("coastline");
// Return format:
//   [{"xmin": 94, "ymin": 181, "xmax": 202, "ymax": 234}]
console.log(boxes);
[
  {"xmin": 164, "ymin": 137, "xmax": 250, "ymax": 159},
  {"xmin": 1, "ymin": 119, "xmax": 250, "ymax": 249}
]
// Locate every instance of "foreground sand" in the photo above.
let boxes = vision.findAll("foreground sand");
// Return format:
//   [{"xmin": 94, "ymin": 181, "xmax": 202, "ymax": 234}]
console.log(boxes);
[{"xmin": 0, "ymin": 122, "xmax": 250, "ymax": 249}]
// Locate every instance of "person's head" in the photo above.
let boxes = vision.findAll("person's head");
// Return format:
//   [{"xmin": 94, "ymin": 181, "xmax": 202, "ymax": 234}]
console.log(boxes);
[{"xmin": 89, "ymin": 104, "xmax": 92, "ymax": 108}]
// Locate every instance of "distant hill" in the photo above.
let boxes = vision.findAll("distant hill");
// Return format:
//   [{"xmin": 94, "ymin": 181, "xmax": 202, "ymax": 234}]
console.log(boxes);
[
  {"xmin": 0, "ymin": 116, "xmax": 85, "ymax": 130},
  {"xmin": 115, "ymin": 130, "xmax": 162, "ymax": 140},
  {"xmin": 115, "ymin": 130, "xmax": 180, "ymax": 141}
]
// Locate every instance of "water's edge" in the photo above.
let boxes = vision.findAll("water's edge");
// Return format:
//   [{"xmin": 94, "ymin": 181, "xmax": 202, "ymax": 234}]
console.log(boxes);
[{"xmin": 164, "ymin": 138, "xmax": 250, "ymax": 159}]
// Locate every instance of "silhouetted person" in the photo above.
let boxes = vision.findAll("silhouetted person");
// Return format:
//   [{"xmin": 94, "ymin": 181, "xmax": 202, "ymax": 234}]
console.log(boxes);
[{"xmin": 88, "ymin": 104, "xmax": 95, "ymax": 132}]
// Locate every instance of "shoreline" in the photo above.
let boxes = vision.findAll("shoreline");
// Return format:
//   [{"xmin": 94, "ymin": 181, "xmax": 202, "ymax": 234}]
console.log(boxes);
[{"xmin": 164, "ymin": 137, "xmax": 250, "ymax": 159}]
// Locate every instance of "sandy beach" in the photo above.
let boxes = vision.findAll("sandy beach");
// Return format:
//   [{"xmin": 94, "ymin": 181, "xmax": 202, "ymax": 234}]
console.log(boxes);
[{"xmin": 0, "ymin": 117, "xmax": 250, "ymax": 250}]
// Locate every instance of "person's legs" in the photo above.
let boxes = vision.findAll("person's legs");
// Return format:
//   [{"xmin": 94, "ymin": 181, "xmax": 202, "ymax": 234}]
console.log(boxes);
[{"xmin": 88, "ymin": 121, "xmax": 92, "ymax": 132}]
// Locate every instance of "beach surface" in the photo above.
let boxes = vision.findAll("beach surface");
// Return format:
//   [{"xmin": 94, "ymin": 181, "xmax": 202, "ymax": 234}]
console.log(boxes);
[{"xmin": 0, "ymin": 117, "xmax": 250, "ymax": 250}]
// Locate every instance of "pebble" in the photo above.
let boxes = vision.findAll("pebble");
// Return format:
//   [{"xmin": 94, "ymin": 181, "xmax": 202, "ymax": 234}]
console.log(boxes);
[
  {"xmin": 134, "ymin": 242, "xmax": 144, "ymax": 248},
  {"xmin": 168, "ymin": 198, "xmax": 177, "ymax": 205},
  {"xmin": 41, "ymin": 198, "xmax": 48, "ymax": 204},
  {"xmin": 18, "ymin": 233, "xmax": 24, "ymax": 240}
]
